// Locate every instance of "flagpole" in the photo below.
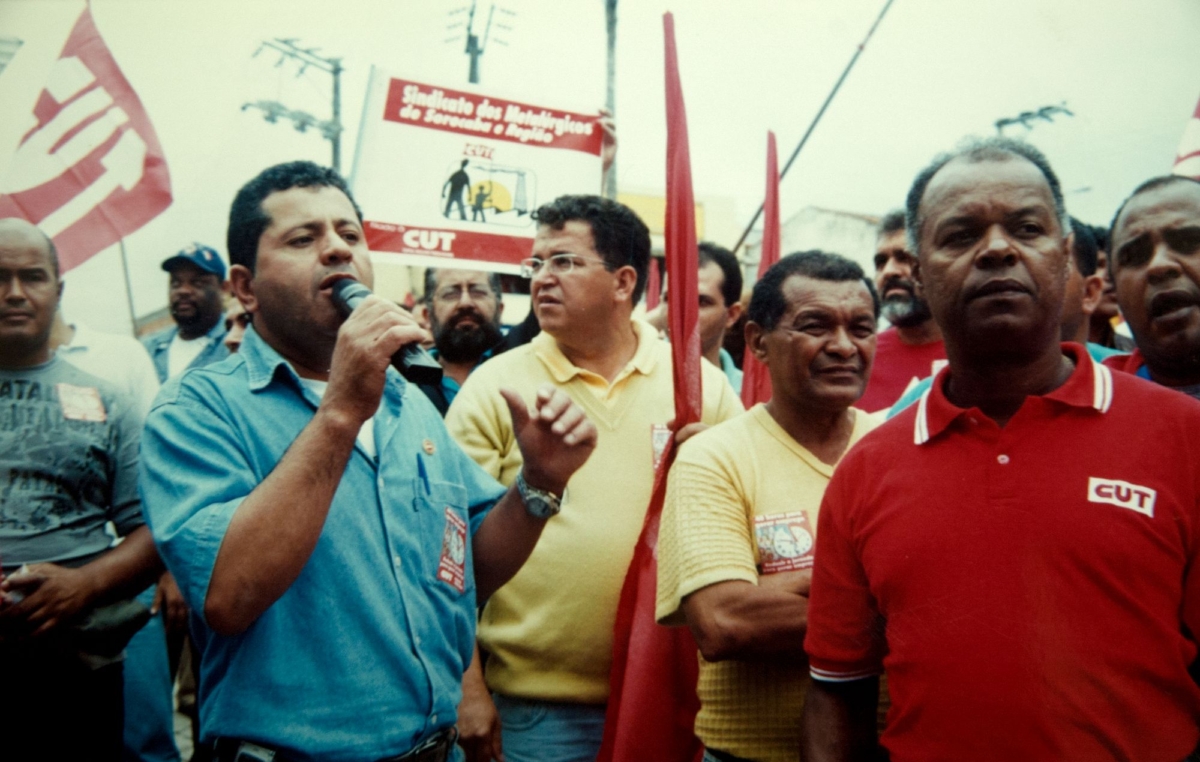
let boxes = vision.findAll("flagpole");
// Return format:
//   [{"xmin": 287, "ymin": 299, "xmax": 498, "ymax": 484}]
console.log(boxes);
[
  {"xmin": 730, "ymin": 0, "xmax": 897, "ymax": 255},
  {"xmin": 595, "ymin": 15, "xmax": 705, "ymax": 762},
  {"xmin": 118, "ymin": 239, "xmax": 139, "ymax": 337}
]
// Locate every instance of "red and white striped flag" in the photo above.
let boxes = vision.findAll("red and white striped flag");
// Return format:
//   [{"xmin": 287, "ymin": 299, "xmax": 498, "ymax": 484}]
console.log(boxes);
[
  {"xmin": 1173, "ymin": 92, "xmax": 1200, "ymax": 180},
  {"xmin": 596, "ymin": 13, "xmax": 704, "ymax": 762},
  {"xmin": 0, "ymin": 3, "xmax": 172, "ymax": 271},
  {"xmin": 740, "ymin": 131, "xmax": 781, "ymax": 408}
]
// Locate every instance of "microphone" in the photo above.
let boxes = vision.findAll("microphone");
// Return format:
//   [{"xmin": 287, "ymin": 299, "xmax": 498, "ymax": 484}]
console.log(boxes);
[{"xmin": 330, "ymin": 279, "xmax": 444, "ymax": 386}]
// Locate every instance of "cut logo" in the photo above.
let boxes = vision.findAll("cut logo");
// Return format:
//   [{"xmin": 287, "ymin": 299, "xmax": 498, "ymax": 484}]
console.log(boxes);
[{"xmin": 1087, "ymin": 477, "xmax": 1156, "ymax": 518}]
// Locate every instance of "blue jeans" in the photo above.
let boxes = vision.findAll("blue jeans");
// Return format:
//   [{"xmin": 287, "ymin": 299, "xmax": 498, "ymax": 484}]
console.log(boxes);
[
  {"xmin": 122, "ymin": 587, "xmax": 180, "ymax": 762},
  {"xmin": 492, "ymin": 694, "xmax": 606, "ymax": 762}
]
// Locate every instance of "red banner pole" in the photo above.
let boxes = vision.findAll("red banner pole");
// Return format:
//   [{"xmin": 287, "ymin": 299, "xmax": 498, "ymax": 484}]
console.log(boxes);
[
  {"xmin": 740, "ymin": 131, "xmax": 781, "ymax": 408},
  {"xmin": 596, "ymin": 13, "xmax": 704, "ymax": 762}
]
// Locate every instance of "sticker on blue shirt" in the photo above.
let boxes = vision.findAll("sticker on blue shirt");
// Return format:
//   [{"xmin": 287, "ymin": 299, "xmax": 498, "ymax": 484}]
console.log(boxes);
[
  {"xmin": 438, "ymin": 507, "xmax": 467, "ymax": 592},
  {"xmin": 56, "ymin": 383, "xmax": 106, "ymax": 422}
]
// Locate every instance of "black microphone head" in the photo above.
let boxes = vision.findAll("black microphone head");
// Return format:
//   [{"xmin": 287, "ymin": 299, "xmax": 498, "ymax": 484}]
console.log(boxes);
[{"xmin": 330, "ymin": 278, "xmax": 373, "ymax": 317}]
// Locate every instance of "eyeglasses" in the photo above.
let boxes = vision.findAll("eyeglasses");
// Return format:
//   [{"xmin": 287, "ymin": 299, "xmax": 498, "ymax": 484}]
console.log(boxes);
[
  {"xmin": 432, "ymin": 284, "xmax": 496, "ymax": 304},
  {"xmin": 519, "ymin": 254, "xmax": 612, "ymax": 279}
]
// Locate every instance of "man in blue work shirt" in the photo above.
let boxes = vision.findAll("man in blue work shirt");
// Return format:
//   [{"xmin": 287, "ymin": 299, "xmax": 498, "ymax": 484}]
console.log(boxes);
[
  {"xmin": 138, "ymin": 161, "xmax": 598, "ymax": 762},
  {"xmin": 141, "ymin": 244, "xmax": 229, "ymax": 383}
]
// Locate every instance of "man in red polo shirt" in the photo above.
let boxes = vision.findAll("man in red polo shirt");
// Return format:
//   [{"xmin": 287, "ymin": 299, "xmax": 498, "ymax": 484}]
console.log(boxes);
[
  {"xmin": 801, "ymin": 138, "xmax": 1200, "ymax": 762},
  {"xmin": 1103, "ymin": 176, "xmax": 1200, "ymax": 401}
]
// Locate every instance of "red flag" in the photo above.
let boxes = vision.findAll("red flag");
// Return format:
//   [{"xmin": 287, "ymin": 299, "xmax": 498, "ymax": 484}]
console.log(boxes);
[
  {"xmin": 1173, "ymin": 92, "xmax": 1200, "ymax": 180},
  {"xmin": 596, "ymin": 13, "xmax": 704, "ymax": 762},
  {"xmin": 0, "ymin": 3, "xmax": 172, "ymax": 271},
  {"xmin": 740, "ymin": 131, "xmax": 781, "ymax": 407},
  {"xmin": 646, "ymin": 256, "xmax": 663, "ymax": 311}
]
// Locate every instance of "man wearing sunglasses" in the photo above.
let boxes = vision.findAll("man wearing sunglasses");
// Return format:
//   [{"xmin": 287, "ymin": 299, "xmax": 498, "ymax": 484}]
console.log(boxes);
[{"xmin": 447, "ymin": 194, "xmax": 742, "ymax": 762}]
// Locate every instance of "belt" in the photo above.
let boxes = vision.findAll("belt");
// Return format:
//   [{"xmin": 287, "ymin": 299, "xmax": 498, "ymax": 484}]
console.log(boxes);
[{"xmin": 213, "ymin": 728, "xmax": 458, "ymax": 762}]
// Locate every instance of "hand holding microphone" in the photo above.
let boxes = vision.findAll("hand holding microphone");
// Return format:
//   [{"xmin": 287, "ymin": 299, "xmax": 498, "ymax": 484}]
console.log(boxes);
[
  {"xmin": 319, "ymin": 279, "xmax": 436, "ymax": 429},
  {"xmin": 331, "ymin": 279, "xmax": 443, "ymax": 386}
]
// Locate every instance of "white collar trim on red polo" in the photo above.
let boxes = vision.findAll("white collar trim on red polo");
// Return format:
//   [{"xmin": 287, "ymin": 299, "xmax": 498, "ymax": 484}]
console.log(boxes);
[
  {"xmin": 913, "ymin": 386, "xmax": 933, "ymax": 445},
  {"xmin": 914, "ymin": 357, "xmax": 1115, "ymax": 445},
  {"xmin": 1091, "ymin": 358, "xmax": 1114, "ymax": 414}
]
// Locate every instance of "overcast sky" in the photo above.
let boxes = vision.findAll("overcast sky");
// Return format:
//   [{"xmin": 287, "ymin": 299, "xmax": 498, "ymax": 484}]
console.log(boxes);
[{"xmin": 1, "ymin": 0, "xmax": 1197, "ymax": 334}]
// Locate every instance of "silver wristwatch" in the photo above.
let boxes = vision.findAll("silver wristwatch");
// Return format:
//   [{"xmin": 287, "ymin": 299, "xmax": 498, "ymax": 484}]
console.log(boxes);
[{"xmin": 515, "ymin": 470, "xmax": 562, "ymax": 519}]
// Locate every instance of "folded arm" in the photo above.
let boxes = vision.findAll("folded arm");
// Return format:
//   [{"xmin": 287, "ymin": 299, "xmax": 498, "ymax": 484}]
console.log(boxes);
[{"xmin": 681, "ymin": 569, "xmax": 811, "ymax": 663}]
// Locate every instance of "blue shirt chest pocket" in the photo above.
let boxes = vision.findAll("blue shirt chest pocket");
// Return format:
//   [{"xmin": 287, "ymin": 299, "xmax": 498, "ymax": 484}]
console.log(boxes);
[{"xmin": 413, "ymin": 479, "xmax": 474, "ymax": 598}]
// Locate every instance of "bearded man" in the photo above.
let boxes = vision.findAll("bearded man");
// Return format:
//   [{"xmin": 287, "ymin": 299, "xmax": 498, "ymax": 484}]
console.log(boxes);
[
  {"xmin": 858, "ymin": 210, "xmax": 946, "ymax": 411},
  {"xmin": 419, "ymin": 267, "xmax": 507, "ymax": 415}
]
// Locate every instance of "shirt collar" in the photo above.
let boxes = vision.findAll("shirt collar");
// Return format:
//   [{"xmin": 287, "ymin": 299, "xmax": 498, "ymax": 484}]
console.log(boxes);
[
  {"xmin": 240, "ymin": 327, "xmax": 300, "ymax": 392},
  {"xmin": 58, "ymin": 323, "xmax": 91, "ymax": 353},
  {"xmin": 0, "ymin": 355, "xmax": 60, "ymax": 374},
  {"xmin": 207, "ymin": 318, "xmax": 228, "ymax": 341},
  {"xmin": 532, "ymin": 319, "xmax": 660, "ymax": 384},
  {"xmin": 719, "ymin": 347, "xmax": 736, "ymax": 373},
  {"xmin": 913, "ymin": 342, "xmax": 1113, "ymax": 445},
  {"xmin": 428, "ymin": 345, "xmax": 494, "ymax": 366},
  {"xmin": 168, "ymin": 319, "xmax": 226, "ymax": 346},
  {"xmin": 1116, "ymin": 347, "xmax": 1148, "ymax": 376},
  {"xmin": 239, "ymin": 326, "xmax": 408, "ymax": 402}
]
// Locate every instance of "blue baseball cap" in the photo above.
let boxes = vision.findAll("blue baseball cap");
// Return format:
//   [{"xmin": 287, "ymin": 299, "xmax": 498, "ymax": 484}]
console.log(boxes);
[{"xmin": 162, "ymin": 243, "xmax": 226, "ymax": 279}]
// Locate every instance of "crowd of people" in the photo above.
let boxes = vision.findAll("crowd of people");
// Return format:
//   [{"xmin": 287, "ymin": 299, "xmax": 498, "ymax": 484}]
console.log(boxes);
[{"xmin": 1, "ymin": 133, "xmax": 1199, "ymax": 762}]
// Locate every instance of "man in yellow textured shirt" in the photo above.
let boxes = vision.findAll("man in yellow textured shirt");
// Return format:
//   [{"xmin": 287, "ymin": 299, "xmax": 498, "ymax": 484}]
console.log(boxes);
[
  {"xmin": 657, "ymin": 250, "xmax": 882, "ymax": 762},
  {"xmin": 447, "ymin": 194, "xmax": 742, "ymax": 762}
]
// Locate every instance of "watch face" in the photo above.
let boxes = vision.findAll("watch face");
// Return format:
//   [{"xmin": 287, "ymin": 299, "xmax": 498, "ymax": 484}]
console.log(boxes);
[
  {"xmin": 518, "ymin": 473, "xmax": 561, "ymax": 518},
  {"xmin": 526, "ymin": 495, "xmax": 557, "ymax": 519}
]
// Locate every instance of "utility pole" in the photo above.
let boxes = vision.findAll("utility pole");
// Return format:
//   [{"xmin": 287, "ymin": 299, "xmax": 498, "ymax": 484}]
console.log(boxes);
[
  {"xmin": 603, "ymin": 0, "xmax": 618, "ymax": 199},
  {"xmin": 446, "ymin": 1, "xmax": 514, "ymax": 85},
  {"xmin": 242, "ymin": 38, "xmax": 344, "ymax": 171}
]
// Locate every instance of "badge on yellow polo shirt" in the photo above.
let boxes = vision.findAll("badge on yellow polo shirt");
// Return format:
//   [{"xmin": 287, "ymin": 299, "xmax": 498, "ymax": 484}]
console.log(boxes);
[
  {"xmin": 57, "ymin": 383, "xmax": 106, "ymax": 422},
  {"xmin": 437, "ymin": 508, "xmax": 467, "ymax": 592},
  {"xmin": 754, "ymin": 512, "xmax": 815, "ymax": 574}
]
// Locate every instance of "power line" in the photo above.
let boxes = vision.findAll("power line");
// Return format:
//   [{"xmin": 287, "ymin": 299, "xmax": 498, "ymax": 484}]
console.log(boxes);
[
  {"xmin": 243, "ymin": 38, "xmax": 344, "ymax": 170},
  {"xmin": 446, "ymin": 1, "xmax": 515, "ymax": 84},
  {"xmin": 994, "ymin": 103, "xmax": 1073, "ymax": 134},
  {"xmin": 731, "ymin": 0, "xmax": 897, "ymax": 255}
]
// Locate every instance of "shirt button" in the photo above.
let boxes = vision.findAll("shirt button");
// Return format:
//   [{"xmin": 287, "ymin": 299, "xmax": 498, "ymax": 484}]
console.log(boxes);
[
  {"xmin": 431, "ymin": 713, "xmax": 438, "ymax": 723},
  {"xmin": 997, "ymin": 454, "xmax": 1010, "ymax": 465},
  {"xmin": 393, "ymin": 555, "xmax": 402, "ymax": 567}
]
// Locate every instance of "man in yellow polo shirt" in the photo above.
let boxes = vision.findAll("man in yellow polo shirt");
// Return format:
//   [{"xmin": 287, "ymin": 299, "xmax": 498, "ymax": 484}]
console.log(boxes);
[
  {"xmin": 656, "ymin": 250, "xmax": 882, "ymax": 762},
  {"xmin": 447, "ymin": 194, "xmax": 742, "ymax": 762}
]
